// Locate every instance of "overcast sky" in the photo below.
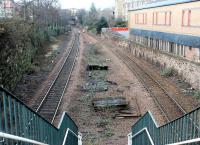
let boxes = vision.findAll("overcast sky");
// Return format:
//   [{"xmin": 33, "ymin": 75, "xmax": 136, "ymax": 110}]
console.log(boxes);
[{"xmin": 59, "ymin": 0, "xmax": 115, "ymax": 10}]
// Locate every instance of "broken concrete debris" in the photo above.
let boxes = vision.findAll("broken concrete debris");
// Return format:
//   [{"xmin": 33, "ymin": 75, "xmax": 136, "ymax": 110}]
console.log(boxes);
[
  {"xmin": 106, "ymin": 80, "xmax": 118, "ymax": 86},
  {"xmin": 87, "ymin": 63, "xmax": 108, "ymax": 71},
  {"xmin": 92, "ymin": 97, "xmax": 128, "ymax": 108}
]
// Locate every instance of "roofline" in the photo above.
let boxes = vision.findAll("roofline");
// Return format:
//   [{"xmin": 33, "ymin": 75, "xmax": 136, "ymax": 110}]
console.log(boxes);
[{"xmin": 128, "ymin": 0, "xmax": 198, "ymax": 12}]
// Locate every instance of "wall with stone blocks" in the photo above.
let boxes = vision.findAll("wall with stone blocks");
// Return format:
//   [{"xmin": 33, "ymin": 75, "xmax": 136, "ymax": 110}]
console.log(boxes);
[{"xmin": 105, "ymin": 33, "xmax": 200, "ymax": 90}]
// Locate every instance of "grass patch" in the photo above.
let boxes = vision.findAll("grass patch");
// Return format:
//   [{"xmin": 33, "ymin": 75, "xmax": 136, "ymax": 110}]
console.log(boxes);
[
  {"xmin": 194, "ymin": 90, "xmax": 200, "ymax": 100},
  {"xmin": 104, "ymin": 127, "xmax": 114, "ymax": 138},
  {"xmin": 26, "ymin": 64, "xmax": 40, "ymax": 74},
  {"xmin": 160, "ymin": 67, "xmax": 174, "ymax": 77}
]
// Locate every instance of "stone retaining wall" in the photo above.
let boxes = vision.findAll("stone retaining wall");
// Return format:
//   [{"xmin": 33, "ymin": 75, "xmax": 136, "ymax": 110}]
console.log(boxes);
[{"xmin": 103, "ymin": 32, "xmax": 200, "ymax": 89}]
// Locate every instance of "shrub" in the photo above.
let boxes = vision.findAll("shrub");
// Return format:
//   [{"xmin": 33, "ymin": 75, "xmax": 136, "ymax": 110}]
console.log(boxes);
[
  {"xmin": 160, "ymin": 68, "xmax": 174, "ymax": 77},
  {"xmin": 26, "ymin": 64, "xmax": 40, "ymax": 75}
]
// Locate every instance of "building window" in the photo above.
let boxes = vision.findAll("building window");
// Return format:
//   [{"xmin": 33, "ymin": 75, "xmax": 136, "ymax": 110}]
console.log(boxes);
[
  {"xmin": 153, "ymin": 11, "xmax": 171, "ymax": 26},
  {"xmin": 182, "ymin": 8, "xmax": 200, "ymax": 27},
  {"xmin": 182, "ymin": 10, "xmax": 191, "ymax": 27},
  {"xmin": 135, "ymin": 13, "xmax": 147, "ymax": 24}
]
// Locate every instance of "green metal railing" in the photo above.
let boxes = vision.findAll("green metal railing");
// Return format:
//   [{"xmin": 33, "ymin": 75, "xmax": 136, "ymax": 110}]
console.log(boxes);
[
  {"xmin": 131, "ymin": 109, "xmax": 200, "ymax": 145},
  {"xmin": 0, "ymin": 86, "xmax": 79, "ymax": 145}
]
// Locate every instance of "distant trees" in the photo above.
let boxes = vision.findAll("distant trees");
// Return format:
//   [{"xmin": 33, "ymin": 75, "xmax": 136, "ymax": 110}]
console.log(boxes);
[
  {"xmin": 75, "ymin": 3, "xmax": 126, "ymax": 34},
  {"xmin": 11, "ymin": 0, "xmax": 71, "ymax": 28},
  {"xmin": 88, "ymin": 3, "xmax": 99, "ymax": 28},
  {"xmin": 100, "ymin": 8, "xmax": 115, "ymax": 27},
  {"xmin": 77, "ymin": 9, "xmax": 86, "ymax": 25},
  {"xmin": 96, "ymin": 17, "xmax": 108, "ymax": 34},
  {"xmin": 77, "ymin": 3, "xmax": 113, "ymax": 34}
]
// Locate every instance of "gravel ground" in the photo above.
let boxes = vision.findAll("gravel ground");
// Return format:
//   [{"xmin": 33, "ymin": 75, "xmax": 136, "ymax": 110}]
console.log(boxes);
[{"xmin": 55, "ymin": 33, "xmax": 166, "ymax": 145}]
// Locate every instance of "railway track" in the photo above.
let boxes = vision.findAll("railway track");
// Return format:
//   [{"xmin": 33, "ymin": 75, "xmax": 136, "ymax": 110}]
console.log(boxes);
[
  {"xmin": 36, "ymin": 33, "xmax": 80, "ymax": 123},
  {"xmin": 112, "ymin": 49, "xmax": 186, "ymax": 122}
]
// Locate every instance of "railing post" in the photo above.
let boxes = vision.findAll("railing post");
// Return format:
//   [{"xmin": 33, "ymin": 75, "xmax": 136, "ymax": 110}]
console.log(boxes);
[
  {"xmin": 128, "ymin": 133, "xmax": 132, "ymax": 145},
  {"xmin": 78, "ymin": 132, "xmax": 82, "ymax": 145}
]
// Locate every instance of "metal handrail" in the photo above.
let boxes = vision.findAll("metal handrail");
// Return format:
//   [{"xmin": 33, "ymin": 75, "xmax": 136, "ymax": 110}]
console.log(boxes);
[
  {"xmin": 0, "ymin": 86, "xmax": 79, "ymax": 145},
  {"xmin": 0, "ymin": 132, "xmax": 48, "ymax": 145},
  {"xmin": 62, "ymin": 129, "xmax": 82, "ymax": 145},
  {"xmin": 131, "ymin": 109, "xmax": 200, "ymax": 145},
  {"xmin": 167, "ymin": 138, "xmax": 200, "ymax": 145},
  {"xmin": 131, "ymin": 128, "xmax": 155, "ymax": 145}
]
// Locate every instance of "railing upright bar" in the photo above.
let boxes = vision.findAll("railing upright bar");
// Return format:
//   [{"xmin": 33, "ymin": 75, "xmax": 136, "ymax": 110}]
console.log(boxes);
[
  {"xmin": 131, "ymin": 109, "xmax": 200, "ymax": 145},
  {"xmin": 8, "ymin": 95, "xmax": 14, "ymax": 136},
  {"xmin": 0, "ymin": 91, "xmax": 3, "ymax": 132},
  {"xmin": 30, "ymin": 111, "xmax": 33, "ymax": 140},
  {"xmin": 193, "ymin": 111, "xmax": 198, "ymax": 138},
  {"xmin": 23, "ymin": 105, "xmax": 27, "ymax": 138},
  {"xmin": 36, "ymin": 115, "xmax": 39, "ymax": 142},
  {"xmin": 3, "ymin": 91, "xmax": 9, "ymax": 134},
  {"xmin": 199, "ymin": 113, "xmax": 200, "ymax": 136},
  {"xmin": 34, "ymin": 114, "xmax": 36, "ymax": 140},
  {"xmin": 13, "ymin": 99, "xmax": 18, "ymax": 136},
  {"xmin": 195, "ymin": 111, "xmax": 198, "ymax": 136},
  {"xmin": 0, "ymin": 86, "xmax": 80, "ymax": 145},
  {"xmin": 18, "ymin": 102, "xmax": 23, "ymax": 137},
  {"xmin": 27, "ymin": 106, "xmax": 30, "ymax": 143}
]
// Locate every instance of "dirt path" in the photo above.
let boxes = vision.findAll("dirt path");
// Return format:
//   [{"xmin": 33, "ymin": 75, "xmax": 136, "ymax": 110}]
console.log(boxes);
[{"xmin": 55, "ymin": 32, "xmax": 165, "ymax": 145}]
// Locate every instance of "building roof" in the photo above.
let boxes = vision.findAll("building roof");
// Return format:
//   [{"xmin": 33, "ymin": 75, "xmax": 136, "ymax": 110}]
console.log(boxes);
[{"xmin": 129, "ymin": 0, "xmax": 198, "ymax": 11}]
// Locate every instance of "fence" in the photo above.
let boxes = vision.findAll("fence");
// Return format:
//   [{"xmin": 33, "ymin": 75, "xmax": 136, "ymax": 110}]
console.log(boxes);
[
  {"xmin": 131, "ymin": 109, "xmax": 200, "ymax": 145},
  {"xmin": 0, "ymin": 86, "xmax": 79, "ymax": 145}
]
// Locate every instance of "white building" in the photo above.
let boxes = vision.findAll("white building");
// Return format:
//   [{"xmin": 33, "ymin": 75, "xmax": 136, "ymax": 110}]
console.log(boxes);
[
  {"xmin": 115, "ymin": 0, "xmax": 162, "ymax": 21},
  {"xmin": 0, "ymin": 0, "xmax": 19, "ymax": 19},
  {"xmin": 115, "ymin": 0, "xmax": 124, "ymax": 20}
]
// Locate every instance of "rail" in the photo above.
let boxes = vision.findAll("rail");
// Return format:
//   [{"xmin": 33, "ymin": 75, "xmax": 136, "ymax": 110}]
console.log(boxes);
[
  {"xmin": 36, "ymin": 35, "xmax": 76, "ymax": 113},
  {"xmin": 131, "ymin": 107, "xmax": 200, "ymax": 145},
  {"xmin": 36, "ymin": 33, "xmax": 80, "ymax": 123},
  {"xmin": 112, "ymin": 48, "xmax": 185, "ymax": 122},
  {"xmin": 0, "ymin": 86, "xmax": 79, "ymax": 145}
]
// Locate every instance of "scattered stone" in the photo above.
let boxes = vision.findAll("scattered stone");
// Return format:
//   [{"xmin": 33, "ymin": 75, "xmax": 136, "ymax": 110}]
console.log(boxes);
[
  {"xmin": 119, "ymin": 109, "xmax": 133, "ymax": 114},
  {"xmin": 106, "ymin": 59, "xmax": 111, "ymax": 61},
  {"xmin": 124, "ymin": 85, "xmax": 131, "ymax": 89},
  {"xmin": 88, "ymin": 72, "xmax": 92, "ymax": 77},
  {"xmin": 117, "ymin": 87, "xmax": 124, "ymax": 93},
  {"xmin": 106, "ymin": 80, "xmax": 118, "ymax": 85},
  {"xmin": 92, "ymin": 97, "xmax": 128, "ymax": 108},
  {"xmin": 115, "ymin": 113, "xmax": 140, "ymax": 118},
  {"xmin": 81, "ymin": 82, "xmax": 108, "ymax": 92},
  {"xmin": 115, "ymin": 116, "xmax": 125, "ymax": 119}
]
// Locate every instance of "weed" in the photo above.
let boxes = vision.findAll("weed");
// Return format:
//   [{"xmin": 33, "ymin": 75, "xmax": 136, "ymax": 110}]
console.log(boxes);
[
  {"xmin": 194, "ymin": 90, "xmax": 200, "ymax": 100},
  {"xmin": 96, "ymin": 119, "xmax": 109, "ymax": 128},
  {"xmin": 85, "ymin": 139, "xmax": 94, "ymax": 145},
  {"xmin": 160, "ymin": 67, "xmax": 174, "ymax": 77},
  {"xmin": 26, "ymin": 64, "xmax": 40, "ymax": 74},
  {"xmin": 104, "ymin": 127, "xmax": 114, "ymax": 138}
]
